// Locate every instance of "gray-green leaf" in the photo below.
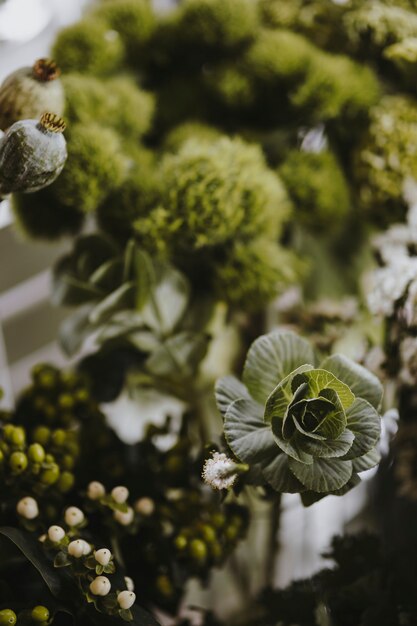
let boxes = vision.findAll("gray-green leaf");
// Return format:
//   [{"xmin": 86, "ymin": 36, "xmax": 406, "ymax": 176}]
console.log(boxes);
[
  {"xmin": 320, "ymin": 354, "xmax": 383, "ymax": 410},
  {"xmin": 288, "ymin": 456, "xmax": 353, "ymax": 492}
]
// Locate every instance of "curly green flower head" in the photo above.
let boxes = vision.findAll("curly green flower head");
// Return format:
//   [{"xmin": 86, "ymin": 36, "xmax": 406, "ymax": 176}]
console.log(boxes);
[
  {"xmin": 216, "ymin": 331, "xmax": 383, "ymax": 505},
  {"xmin": 52, "ymin": 18, "xmax": 124, "ymax": 75}
]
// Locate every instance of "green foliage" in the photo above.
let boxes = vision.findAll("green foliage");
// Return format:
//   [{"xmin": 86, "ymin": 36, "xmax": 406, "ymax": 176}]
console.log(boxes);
[
  {"xmin": 52, "ymin": 18, "xmax": 125, "ymax": 75},
  {"xmin": 216, "ymin": 330, "xmax": 383, "ymax": 503},
  {"xmin": 279, "ymin": 149, "xmax": 351, "ymax": 233},
  {"xmin": 352, "ymin": 94, "xmax": 417, "ymax": 224},
  {"xmin": 63, "ymin": 74, "xmax": 155, "ymax": 141},
  {"xmin": 53, "ymin": 123, "xmax": 127, "ymax": 214},
  {"xmin": 12, "ymin": 186, "xmax": 84, "ymax": 240}
]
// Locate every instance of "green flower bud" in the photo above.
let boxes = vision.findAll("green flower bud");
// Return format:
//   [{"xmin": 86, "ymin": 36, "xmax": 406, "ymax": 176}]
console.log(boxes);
[
  {"xmin": 0, "ymin": 113, "xmax": 67, "ymax": 195},
  {"xmin": 32, "ymin": 426, "xmax": 51, "ymax": 446},
  {"xmin": 189, "ymin": 538, "xmax": 208, "ymax": 565},
  {"xmin": 31, "ymin": 606, "xmax": 50, "ymax": 623},
  {"xmin": 0, "ymin": 609, "xmax": 17, "ymax": 625},
  {"xmin": 9, "ymin": 451, "xmax": 28, "ymax": 474},
  {"xmin": 0, "ymin": 59, "xmax": 64, "ymax": 131},
  {"xmin": 28, "ymin": 443, "xmax": 45, "ymax": 464},
  {"xmin": 40, "ymin": 463, "xmax": 60, "ymax": 485}
]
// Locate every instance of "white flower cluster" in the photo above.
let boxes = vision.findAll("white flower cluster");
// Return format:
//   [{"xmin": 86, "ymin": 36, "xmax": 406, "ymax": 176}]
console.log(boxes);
[
  {"xmin": 367, "ymin": 204, "xmax": 417, "ymax": 317},
  {"xmin": 202, "ymin": 452, "xmax": 239, "ymax": 490}
]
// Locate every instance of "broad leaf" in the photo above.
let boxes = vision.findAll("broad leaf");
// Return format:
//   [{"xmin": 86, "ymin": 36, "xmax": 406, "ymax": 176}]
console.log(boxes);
[
  {"xmin": 0, "ymin": 527, "xmax": 62, "ymax": 596},
  {"xmin": 288, "ymin": 457, "xmax": 353, "ymax": 492},
  {"xmin": 215, "ymin": 376, "xmax": 250, "ymax": 417},
  {"xmin": 301, "ymin": 429, "xmax": 355, "ymax": 459},
  {"xmin": 343, "ymin": 397, "xmax": 381, "ymax": 460},
  {"xmin": 59, "ymin": 304, "xmax": 94, "ymax": 356},
  {"xmin": 352, "ymin": 447, "xmax": 381, "ymax": 473},
  {"xmin": 89, "ymin": 258, "xmax": 123, "ymax": 292},
  {"xmin": 300, "ymin": 473, "xmax": 361, "ymax": 506},
  {"xmin": 146, "ymin": 332, "xmax": 209, "ymax": 379},
  {"xmin": 271, "ymin": 427, "xmax": 314, "ymax": 464},
  {"xmin": 303, "ymin": 369, "xmax": 355, "ymax": 410},
  {"xmin": 141, "ymin": 264, "xmax": 189, "ymax": 335},
  {"xmin": 261, "ymin": 451, "xmax": 304, "ymax": 493},
  {"xmin": 320, "ymin": 354, "xmax": 383, "ymax": 410},
  {"xmin": 224, "ymin": 397, "xmax": 277, "ymax": 464},
  {"xmin": 89, "ymin": 282, "xmax": 136, "ymax": 326},
  {"xmin": 264, "ymin": 364, "xmax": 314, "ymax": 423},
  {"xmin": 243, "ymin": 330, "xmax": 316, "ymax": 405}
]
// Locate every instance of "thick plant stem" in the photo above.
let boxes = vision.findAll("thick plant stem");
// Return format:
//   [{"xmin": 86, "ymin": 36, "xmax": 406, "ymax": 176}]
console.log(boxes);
[{"xmin": 265, "ymin": 496, "xmax": 281, "ymax": 586}]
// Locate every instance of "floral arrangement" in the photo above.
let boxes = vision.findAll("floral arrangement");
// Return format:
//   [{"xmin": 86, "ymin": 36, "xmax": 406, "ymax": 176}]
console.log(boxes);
[{"xmin": 1, "ymin": 0, "xmax": 417, "ymax": 624}]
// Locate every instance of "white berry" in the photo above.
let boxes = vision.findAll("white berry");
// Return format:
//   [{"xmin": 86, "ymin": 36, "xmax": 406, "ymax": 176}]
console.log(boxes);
[
  {"xmin": 68, "ymin": 539, "xmax": 86, "ymax": 558},
  {"xmin": 124, "ymin": 576, "xmax": 134, "ymax": 592},
  {"xmin": 134, "ymin": 497, "xmax": 155, "ymax": 517},
  {"xmin": 87, "ymin": 481, "xmax": 106, "ymax": 500},
  {"xmin": 16, "ymin": 496, "xmax": 39, "ymax": 519},
  {"xmin": 114, "ymin": 507, "xmax": 134, "ymax": 526},
  {"xmin": 65, "ymin": 506, "xmax": 84, "ymax": 526},
  {"xmin": 111, "ymin": 485, "xmax": 129, "ymax": 503},
  {"xmin": 94, "ymin": 548, "xmax": 111, "ymax": 566},
  {"xmin": 117, "ymin": 590, "xmax": 136, "ymax": 609},
  {"xmin": 89, "ymin": 576, "xmax": 111, "ymax": 596},
  {"xmin": 48, "ymin": 525, "xmax": 65, "ymax": 543}
]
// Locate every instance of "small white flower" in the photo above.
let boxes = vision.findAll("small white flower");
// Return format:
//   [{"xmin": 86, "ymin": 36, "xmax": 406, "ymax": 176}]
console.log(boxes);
[
  {"xmin": 87, "ymin": 481, "xmax": 106, "ymax": 500},
  {"xmin": 117, "ymin": 590, "xmax": 136, "ymax": 609},
  {"xmin": 89, "ymin": 576, "xmax": 111, "ymax": 596},
  {"xmin": 111, "ymin": 486, "xmax": 129, "ymax": 504},
  {"xmin": 134, "ymin": 497, "xmax": 155, "ymax": 517},
  {"xmin": 114, "ymin": 507, "xmax": 134, "ymax": 526},
  {"xmin": 68, "ymin": 539, "xmax": 89, "ymax": 558},
  {"xmin": 48, "ymin": 525, "xmax": 65, "ymax": 543},
  {"xmin": 202, "ymin": 452, "xmax": 239, "ymax": 490},
  {"xmin": 94, "ymin": 548, "xmax": 111, "ymax": 566},
  {"xmin": 124, "ymin": 576, "xmax": 134, "ymax": 592},
  {"xmin": 64, "ymin": 506, "xmax": 84, "ymax": 527},
  {"xmin": 16, "ymin": 496, "xmax": 39, "ymax": 519},
  {"xmin": 366, "ymin": 258, "xmax": 417, "ymax": 317}
]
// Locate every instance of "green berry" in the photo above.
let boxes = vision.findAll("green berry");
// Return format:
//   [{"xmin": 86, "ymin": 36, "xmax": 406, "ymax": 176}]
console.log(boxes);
[
  {"xmin": 211, "ymin": 512, "xmax": 226, "ymax": 528},
  {"xmin": 32, "ymin": 426, "xmax": 50, "ymax": 446},
  {"xmin": 156, "ymin": 575, "xmax": 174, "ymax": 598},
  {"xmin": 40, "ymin": 463, "xmax": 60, "ymax": 485},
  {"xmin": 61, "ymin": 454, "xmax": 75, "ymax": 470},
  {"xmin": 9, "ymin": 451, "xmax": 28, "ymax": 474},
  {"xmin": 57, "ymin": 471, "xmax": 75, "ymax": 493},
  {"xmin": 3, "ymin": 424, "xmax": 15, "ymax": 441},
  {"xmin": 0, "ymin": 609, "xmax": 17, "ymax": 625},
  {"xmin": 189, "ymin": 538, "xmax": 207, "ymax": 565},
  {"xmin": 174, "ymin": 535, "xmax": 188, "ymax": 551},
  {"xmin": 200, "ymin": 524, "xmax": 216, "ymax": 543},
  {"xmin": 28, "ymin": 443, "xmax": 45, "ymax": 464},
  {"xmin": 51, "ymin": 429, "xmax": 66, "ymax": 447},
  {"xmin": 0, "ymin": 449, "xmax": 4, "ymax": 464},
  {"xmin": 58, "ymin": 393, "xmax": 74, "ymax": 410},
  {"xmin": 9, "ymin": 426, "xmax": 25, "ymax": 446},
  {"xmin": 31, "ymin": 605, "xmax": 50, "ymax": 623}
]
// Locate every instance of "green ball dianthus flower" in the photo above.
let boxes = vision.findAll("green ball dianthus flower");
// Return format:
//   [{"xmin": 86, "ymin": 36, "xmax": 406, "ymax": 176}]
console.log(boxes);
[
  {"xmin": 352, "ymin": 95, "xmax": 417, "ymax": 225},
  {"xmin": 145, "ymin": 136, "xmax": 290, "ymax": 252},
  {"xmin": 90, "ymin": 0, "xmax": 156, "ymax": 63},
  {"xmin": 279, "ymin": 149, "xmax": 351, "ymax": 233},
  {"xmin": 51, "ymin": 123, "xmax": 127, "ymax": 214},
  {"xmin": 63, "ymin": 74, "xmax": 155, "ymax": 141},
  {"xmin": 52, "ymin": 18, "xmax": 124, "ymax": 75},
  {"xmin": 163, "ymin": 121, "xmax": 222, "ymax": 153}
]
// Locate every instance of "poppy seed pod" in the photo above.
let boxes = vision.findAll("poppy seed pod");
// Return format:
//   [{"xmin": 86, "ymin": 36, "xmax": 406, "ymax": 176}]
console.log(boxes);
[
  {"xmin": 0, "ymin": 112, "xmax": 67, "ymax": 195},
  {"xmin": 0, "ymin": 59, "xmax": 65, "ymax": 131}
]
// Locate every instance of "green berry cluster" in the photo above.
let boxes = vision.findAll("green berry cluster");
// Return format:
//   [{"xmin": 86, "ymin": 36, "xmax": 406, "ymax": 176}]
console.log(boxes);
[
  {"xmin": 0, "ymin": 422, "xmax": 73, "ymax": 497},
  {"xmin": 173, "ymin": 503, "xmax": 248, "ymax": 571},
  {"xmin": 0, "ymin": 606, "xmax": 50, "ymax": 625}
]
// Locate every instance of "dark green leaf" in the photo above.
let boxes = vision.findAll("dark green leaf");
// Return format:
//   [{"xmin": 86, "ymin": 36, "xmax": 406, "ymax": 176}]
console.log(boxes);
[
  {"xmin": 243, "ymin": 330, "xmax": 316, "ymax": 405},
  {"xmin": 89, "ymin": 282, "xmax": 136, "ymax": 326},
  {"xmin": 215, "ymin": 376, "xmax": 250, "ymax": 417},
  {"xmin": 224, "ymin": 397, "xmax": 277, "ymax": 464},
  {"xmin": 320, "ymin": 354, "xmax": 383, "ymax": 410},
  {"xmin": 343, "ymin": 398, "xmax": 381, "ymax": 460},
  {"xmin": 288, "ymin": 457, "xmax": 353, "ymax": 492},
  {"xmin": 59, "ymin": 304, "xmax": 93, "ymax": 356}
]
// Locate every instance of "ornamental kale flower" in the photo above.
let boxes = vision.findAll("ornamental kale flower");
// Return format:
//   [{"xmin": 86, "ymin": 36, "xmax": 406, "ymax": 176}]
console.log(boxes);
[{"xmin": 216, "ymin": 331, "xmax": 383, "ymax": 505}]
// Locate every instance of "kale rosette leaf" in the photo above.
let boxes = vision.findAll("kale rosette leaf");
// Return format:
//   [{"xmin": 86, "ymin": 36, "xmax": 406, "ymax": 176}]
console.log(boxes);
[{"xmin": 215, "ymin": 330, "xmax": 383, "ymax": 505}]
